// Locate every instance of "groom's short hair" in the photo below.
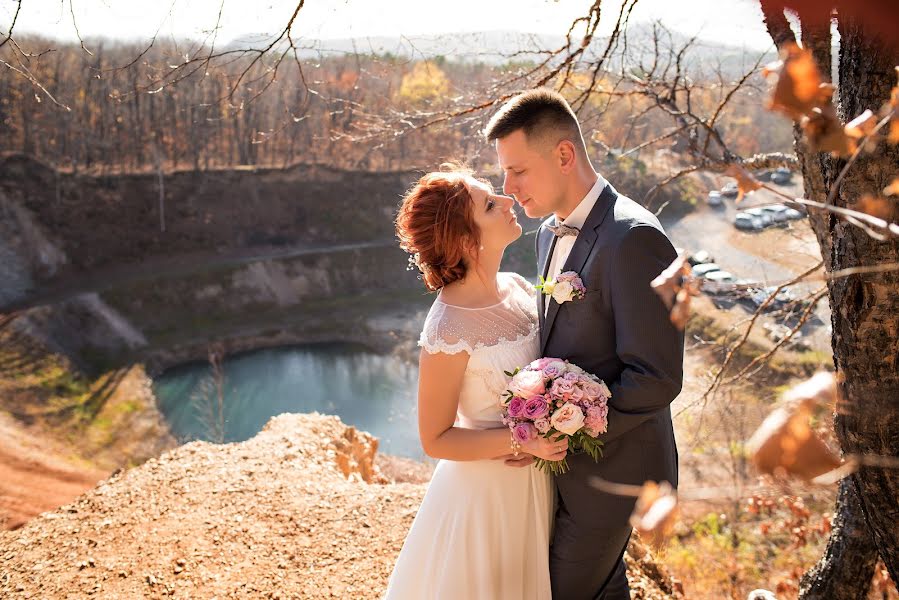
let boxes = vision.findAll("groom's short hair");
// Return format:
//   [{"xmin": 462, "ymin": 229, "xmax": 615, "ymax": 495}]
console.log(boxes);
[{"xmin": 484, "ymin": 88, "xmax": 586, "ymax": 154}]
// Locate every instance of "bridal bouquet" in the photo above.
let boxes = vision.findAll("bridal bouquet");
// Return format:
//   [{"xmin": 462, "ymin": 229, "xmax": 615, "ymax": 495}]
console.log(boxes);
[{"xmin": 502, "ymin": 358, "xmax": 610, "ymax": 475}]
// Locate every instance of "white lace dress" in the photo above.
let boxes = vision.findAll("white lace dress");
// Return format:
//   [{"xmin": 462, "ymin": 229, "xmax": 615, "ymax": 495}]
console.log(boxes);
[{"xmin": 384, "ymin": 272, "xmax": 553, "ymax": 600}]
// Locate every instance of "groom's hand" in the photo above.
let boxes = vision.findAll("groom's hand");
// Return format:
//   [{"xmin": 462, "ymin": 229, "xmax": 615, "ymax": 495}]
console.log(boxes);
[{"xmin": 502, "ymin": 454, "xmax": 535, "ymax": 468}]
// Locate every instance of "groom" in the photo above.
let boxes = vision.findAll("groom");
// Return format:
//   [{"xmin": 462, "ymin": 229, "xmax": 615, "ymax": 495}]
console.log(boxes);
[{"xmin": 487, "ymin": 89, "xmax": 684, "ymax": 599}]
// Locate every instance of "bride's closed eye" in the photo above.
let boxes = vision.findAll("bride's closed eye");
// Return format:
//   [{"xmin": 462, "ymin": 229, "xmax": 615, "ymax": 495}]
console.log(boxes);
[{"xmin": 486, "ymin": 197, "xmax": 496, "ymax": 212}]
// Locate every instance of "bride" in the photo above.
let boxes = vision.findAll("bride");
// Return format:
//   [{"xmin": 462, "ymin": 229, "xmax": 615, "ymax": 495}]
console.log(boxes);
[{"xmin": 384, "ymin": 166, "xmax": 567, "ymax": 599}]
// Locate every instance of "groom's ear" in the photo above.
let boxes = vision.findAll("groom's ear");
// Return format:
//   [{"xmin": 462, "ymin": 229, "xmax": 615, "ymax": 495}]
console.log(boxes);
[{"xmin": 556, "ymin": 140, "xmax": 578, "ymax": 174}]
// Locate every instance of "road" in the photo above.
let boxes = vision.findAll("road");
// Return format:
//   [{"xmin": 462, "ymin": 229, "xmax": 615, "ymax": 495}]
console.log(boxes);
[{"xmin": 662, "ymin": 176, "xmax": 832, "ymax": 354}]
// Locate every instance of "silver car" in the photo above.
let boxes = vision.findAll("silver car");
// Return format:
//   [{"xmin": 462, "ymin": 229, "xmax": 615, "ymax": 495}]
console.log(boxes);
[
  {"xmin": 745, "ymin": 208, "xmax": 773, "ymax": 227},
  {"xmin": 734, "ymin": 212, "xmax": 763, "ymax": 231}
]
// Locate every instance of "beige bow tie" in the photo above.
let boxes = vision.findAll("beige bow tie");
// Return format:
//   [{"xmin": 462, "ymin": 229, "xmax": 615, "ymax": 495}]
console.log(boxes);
[{"xmin": 546, "ymin": 223, "xmax": 580, "ymax": 238}]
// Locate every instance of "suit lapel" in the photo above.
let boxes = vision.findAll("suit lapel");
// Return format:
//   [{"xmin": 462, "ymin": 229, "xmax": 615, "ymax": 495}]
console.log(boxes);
[
  {"xmin": 537, "ymin": 224, "xmax": 557, "ymax": 333},
  {"xmin": 540, "ymin": 184, "xmax": 618, "ymax": 355}
]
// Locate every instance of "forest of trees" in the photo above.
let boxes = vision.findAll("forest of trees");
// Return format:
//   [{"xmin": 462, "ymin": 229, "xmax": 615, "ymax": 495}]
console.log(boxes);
[{"xmin": 0, "ymin": 33, "xmax": 792, "ymax": 174}]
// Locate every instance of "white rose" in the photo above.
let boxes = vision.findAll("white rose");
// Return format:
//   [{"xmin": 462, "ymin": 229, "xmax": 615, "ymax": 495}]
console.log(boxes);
[
  {"xmin": 542, "ymin": 281, "xmax": 555, "ymax": 296},
  {"xmin": 551, "ymin": 280, "xmax": 574, "ymax": 304},
  {"xmin": 549, "ymin": 402, "xmax": 586, "ymax": 435}
]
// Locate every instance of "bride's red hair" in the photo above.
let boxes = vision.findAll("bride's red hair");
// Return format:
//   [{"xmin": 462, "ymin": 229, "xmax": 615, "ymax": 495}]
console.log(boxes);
[{"xmin": 396, "ymin": 167, "xmax": 482, "ymax": 291}]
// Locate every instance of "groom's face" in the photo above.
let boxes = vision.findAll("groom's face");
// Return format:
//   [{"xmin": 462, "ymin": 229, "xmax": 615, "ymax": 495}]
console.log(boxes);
[{"xmin": 495, "ymin": 129, "xmax": 563, "ymax": 219}]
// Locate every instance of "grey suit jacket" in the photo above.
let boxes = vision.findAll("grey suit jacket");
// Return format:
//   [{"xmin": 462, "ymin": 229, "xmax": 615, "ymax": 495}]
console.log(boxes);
[{"xmin": 537, "ymin": 183, "xmax": 684, "ymax": 522}]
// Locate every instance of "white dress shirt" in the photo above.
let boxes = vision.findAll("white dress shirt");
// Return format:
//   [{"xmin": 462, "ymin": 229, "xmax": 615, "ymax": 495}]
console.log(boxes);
[{"xmin": 544, "ymin": 175, "xmax": 608, "ymax": 313}]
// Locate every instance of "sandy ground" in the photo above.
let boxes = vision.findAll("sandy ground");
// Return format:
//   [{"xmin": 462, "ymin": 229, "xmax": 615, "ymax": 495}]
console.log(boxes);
[{"xmin": 0, "ymin": 413, "xmax": 681, "ymax": 599}]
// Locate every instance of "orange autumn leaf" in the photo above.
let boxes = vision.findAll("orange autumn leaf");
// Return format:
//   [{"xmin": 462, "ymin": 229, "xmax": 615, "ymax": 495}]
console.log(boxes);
[
  {"xmin": 884, "ymin": 178, "xmax": 899, "ymax": 196},
  {"xmin": 725, "ymin": 163, "xmax": 762, "ymax": 202},
  {"xmin": 748, "ymin": 373, "xmax": 842, "ymax": 482},
  {"xmin": 650, "ymin": 254, "xmax": 700, "ymax": 330},
  {"xmin": 855, "ymin": 195, "xmax": 895, "ymax": 221},
  {"xmin": 629, "ymin": 481, "xmax": 679, "ymax": 548},
  {"xmin": 844, "ymin": 109, "xmax": 878, "ymax": 139},
  {"xmin": 783, "ymin": 371, "xmax": 838, "ymax": 406},
  {"xmin": 801, "ymin": 104, "xmax": 856, "ymax": 157},
  {"xmin": 764, "ymin": 43, "xmax": 827, "ymax": 120}
]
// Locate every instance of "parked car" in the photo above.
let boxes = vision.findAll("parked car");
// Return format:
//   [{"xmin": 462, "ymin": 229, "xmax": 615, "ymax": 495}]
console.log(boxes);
[
  {"xmin": 758, "ymin": 204, "xmax": 791, "ymax": 224},
  {"xmin": 771, "ymin": 168, "xmax": 792, "ymax": 185},
  {"xmin": 692, "ymin": 262, "xmax": 722, "ymax": 277},
  {"xmin": 701, "ymin": 270, "xmax": 737, "ymax": 293},
  {"xmin": 754, "ymin": 169, "xmax": 773, "ymax": 182},
  {"xmin": 748, "ymin": 286, "xmax": 797, "ymax": 310},
  {"xmin": 784, "ymin": 207, "xmax": 805, "ymax": 220},
  {"xmin": 720, "ymin": 182, "xmax": 739, "ymax": 198},
  {"xmin": 745, "ymin": 207, "xmax": 773, "ymax": 227},
  {"xmin": 707, "ymin": 190, "xmax": 724, "ymax": 207},
  {"xmin": 734, "ymin": 212, "xmax": 764, "ymax": 231},
  {"xmin": 688, "ymin": 250, "xmax": 715, "ymax": 266},
  {"xmin": 763, "ymin": 322, "xmax": 811, "ymax": 350}
]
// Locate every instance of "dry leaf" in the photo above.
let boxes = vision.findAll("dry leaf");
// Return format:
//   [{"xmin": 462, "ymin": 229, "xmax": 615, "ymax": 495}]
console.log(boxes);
[
  {"xmin": 749, "ymin": 372, "xmax": 842, "ymax": 482},
  {"xmin": 764, "ymin": 43, "xmax": 826, "ymax": 120},
  {"xmin": 855, "ymin": 195, "xmax": 895, "ymax": 221},
  {"xmin": 725, "ymin": 164, "xmax": 762, "ymax": 202},
  {"xmin": 650, "ymin": 254, "xmax": 700, "ymax": 330},
  {"xmin": 884, "ymin": 178, "xmax": 899, "ymax": 196},
  {"xmin": 651, "ymin": 255, "xmax": 689, "ymax": 309},
  {"xmin": 801, "ymin": 104, "xmax": 856, "ymax": 157},
  {"xmin": 629, "ymin": 481, "xmax": 679, "ymax": 548},
  {"xmin": 783, "ymin": 371, "xmax": 838, "ymax": 405},
  {"xmin": 844, "ymin": 109, "xmax": 878, "ymax": 139}
]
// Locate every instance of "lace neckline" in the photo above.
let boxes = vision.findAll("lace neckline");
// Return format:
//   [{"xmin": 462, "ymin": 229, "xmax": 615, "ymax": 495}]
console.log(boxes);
[{"xmin": 435, "ymin": 274, "xmax": 513, "ymax": 311}]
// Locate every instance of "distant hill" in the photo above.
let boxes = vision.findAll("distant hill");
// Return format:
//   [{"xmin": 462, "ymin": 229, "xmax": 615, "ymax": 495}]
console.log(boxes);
[{"xmin": 225, "ymin": 25, "xmax": 775, "ymax": 77}]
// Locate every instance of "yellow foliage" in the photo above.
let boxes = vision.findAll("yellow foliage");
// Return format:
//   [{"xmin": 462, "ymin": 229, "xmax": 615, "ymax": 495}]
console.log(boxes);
[{"xmin": 396, "ymin": 61, "xmax": 450, "ymax": 106}]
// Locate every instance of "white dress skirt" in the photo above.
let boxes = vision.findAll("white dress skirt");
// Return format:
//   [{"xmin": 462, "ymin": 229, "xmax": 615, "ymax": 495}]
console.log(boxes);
[{"xmin": 384, "ymin": 273, "xmax": 554, "ymax": 600}]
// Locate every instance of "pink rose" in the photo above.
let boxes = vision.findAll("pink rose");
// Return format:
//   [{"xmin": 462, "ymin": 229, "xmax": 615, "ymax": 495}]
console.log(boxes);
[
  {"xmin": 570, "ymin": 386, "xmax": 585, "ymax": 403},
  {"xmin": 542, "ymin": 364, "xmax": 564, "ymax": 379},
  {"xmin": 582, "ymin": 380, "xmax": 604, "ymax": 401},
  {"xmin": 551, "ymin": 378, "xmax": 576, "ymax": 399},
  {"xmin": 563, "ymin": 371, "xmax": 579, "ymax": 382},
  {"xmin": 507, "ymin": 397, "xmax": 525, "ymax": 418},
  {"xmin": 524, "ymin": 397, "xmax": 549, "ymax": 420},
  {"xmin": 512, "ymin": 422, "xmax": 537, "ymax": 444},
  {"xmin": 534, "ymin": 418, "xmax": 551, "ymax": 433},
  {"xmin": 510, "ymin": 370, "xmax": 546, "ymax": 400},
  {"xmin": 550, "ymin": 402, "xmax": 586, "ymax": 435}
]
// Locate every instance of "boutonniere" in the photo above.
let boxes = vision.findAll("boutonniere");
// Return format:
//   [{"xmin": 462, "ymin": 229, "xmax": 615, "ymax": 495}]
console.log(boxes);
[{"xmin": 536, "ymin": 271, "xmax": 587, "ymax": 305}]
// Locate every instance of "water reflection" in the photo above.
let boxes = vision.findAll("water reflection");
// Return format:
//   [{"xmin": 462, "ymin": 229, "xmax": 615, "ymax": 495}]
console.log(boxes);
[{"xmin": 152, "ymin": 343, "xmax": 424, "ymax": 459}]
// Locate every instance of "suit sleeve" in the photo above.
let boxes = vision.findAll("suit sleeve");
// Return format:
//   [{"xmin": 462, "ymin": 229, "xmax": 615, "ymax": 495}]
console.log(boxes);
[{"xmin": 598, "ymin": 225, "xmax": 684, "ymax": 444}]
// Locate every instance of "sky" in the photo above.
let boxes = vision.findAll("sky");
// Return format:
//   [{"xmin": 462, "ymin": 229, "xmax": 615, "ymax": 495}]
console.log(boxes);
[{"xmin": 2, "ymin": 0, "xmax": 776, "ymax": 51}]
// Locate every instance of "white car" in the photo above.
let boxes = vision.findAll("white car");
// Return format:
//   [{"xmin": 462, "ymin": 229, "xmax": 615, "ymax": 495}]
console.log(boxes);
[
  {"xmin": 702, "ymin": 270, "xmax": 738, "ymax": 294},
  {"xmin": 759, "ymin": 204, "xmax": 790, "ymax": 223},
  {"xmin": 745, "ymin": 208, "xmax": 773, "ymax": 227},
  {"xmin": 707, "ymin": 191, "xmax": 723, "ymax": 207},
  {"xmin": 735, "ymin": 212, "xmax": 764, "ymax": 231},
  {"xmin": 692, "ymin": 262, "xmax": 722, "ymax": 277}
]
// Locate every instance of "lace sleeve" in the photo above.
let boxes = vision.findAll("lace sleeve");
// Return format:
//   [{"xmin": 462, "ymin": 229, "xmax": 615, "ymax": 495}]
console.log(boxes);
[{"xmin": 418, "ymin": 303, "xmax": 475, "ymax": 355}]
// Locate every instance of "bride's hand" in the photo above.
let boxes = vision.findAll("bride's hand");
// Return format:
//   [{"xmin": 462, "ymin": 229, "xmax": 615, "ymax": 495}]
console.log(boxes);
[{"xmin": 522, "ymin": 434, "xmax": 568, "ymax": 462}]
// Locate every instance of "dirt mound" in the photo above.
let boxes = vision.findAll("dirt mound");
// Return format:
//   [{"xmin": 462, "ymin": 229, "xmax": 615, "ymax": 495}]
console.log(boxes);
[{"xmin": 0, "ymin": 413, "xmax": 680, "ymax": 599}]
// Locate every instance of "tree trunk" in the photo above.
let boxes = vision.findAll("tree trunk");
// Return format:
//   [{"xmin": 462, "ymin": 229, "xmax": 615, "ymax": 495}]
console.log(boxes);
[
  {"xmin": 799, "ymin": 478, "xmax": 880, "ymax": 598},
  {"xmin": 773, "ymin": 5, "xmax": 899, "ymax": 597}
]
